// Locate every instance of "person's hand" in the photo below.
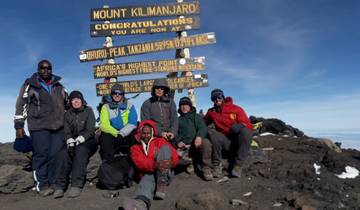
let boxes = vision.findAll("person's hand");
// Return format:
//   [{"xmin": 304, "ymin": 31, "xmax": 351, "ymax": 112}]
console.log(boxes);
[
  {"xmin": 16, "ymin": 128, "xmax": 25, "ymax": 139},
  {"xmin": 194, "ymin": 136, "xmax": 202, "ymax": 148},
  {"xmin": 177, "ymin": 141, "xmax": 186, "ymax": 148},
  {"xmin": 161, "ymin": 132, "xmax": 168, "ymax": 139},
  {"xmin": 66, "ymin": 138, "xmax": 76, "ymax": 148},
  {"xmin": 166, "ymin": 132, "xmax": 175, "ymax": 140},
  {"xmin": 75, "ymin": 136, "xmax": 85, "ymax": 146}
]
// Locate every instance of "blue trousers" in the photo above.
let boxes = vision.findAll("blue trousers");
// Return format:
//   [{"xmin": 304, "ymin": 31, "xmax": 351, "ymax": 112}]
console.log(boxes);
[{"xmin": 30, "ymin": 129, "xmax": 65, "ymax": 191}]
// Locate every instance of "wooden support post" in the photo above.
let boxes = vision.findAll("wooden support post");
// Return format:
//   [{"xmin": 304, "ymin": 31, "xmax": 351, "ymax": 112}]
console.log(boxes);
[{"xmin": 103, "ymin": 5, "xmax": 116, "ymax": 84}]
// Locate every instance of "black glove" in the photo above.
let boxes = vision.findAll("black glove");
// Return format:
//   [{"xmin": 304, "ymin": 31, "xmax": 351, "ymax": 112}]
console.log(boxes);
[{"xmin": 230, "ymin": 123, "xmax": 245, "ymax": 134}]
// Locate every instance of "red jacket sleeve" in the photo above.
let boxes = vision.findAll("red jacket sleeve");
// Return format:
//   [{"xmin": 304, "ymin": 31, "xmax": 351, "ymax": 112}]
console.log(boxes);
[
  {"xmin": 130, "ymin": 146, "xmax": 155, "ymax": 173},
  {"xmin": 235, "ymin": 105, "xmax": 253, "ymax": 130}
]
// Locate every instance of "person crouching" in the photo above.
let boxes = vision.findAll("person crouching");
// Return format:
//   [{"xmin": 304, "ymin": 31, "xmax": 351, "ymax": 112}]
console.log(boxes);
[
  {"xmin": 53, "ymin": 90, "xmax": 98, "ymax": 198},
  {"xmin": 123, "ymin": 120, "xmax": 179, "ymax": 210}
]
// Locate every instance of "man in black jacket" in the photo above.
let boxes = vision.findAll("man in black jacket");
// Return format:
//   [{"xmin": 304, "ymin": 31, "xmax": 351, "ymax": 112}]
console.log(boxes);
[
  {"xmin": 140, "ymin": 78, "xmax": 178, "ymax": 142},
  {"xmin": 53, "ymin": 90, "xmax": 98, "ymax": 199},
  {"xmin": 14, "ymin": 60, "xmax": 67, "ymax": 196}
]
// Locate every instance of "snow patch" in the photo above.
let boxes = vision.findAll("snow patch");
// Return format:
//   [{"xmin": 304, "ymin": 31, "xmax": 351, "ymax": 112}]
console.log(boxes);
[
  {"xmin": 260, "ymin": 132, "xmax": 276, "ymax": 136},
  {"xmin": 335, "ymin": 166, "xmax": 359, "ymax": 179},
  {"xmin": 313, "ymin": 163, "xmax": 321, "ymax": 175}
]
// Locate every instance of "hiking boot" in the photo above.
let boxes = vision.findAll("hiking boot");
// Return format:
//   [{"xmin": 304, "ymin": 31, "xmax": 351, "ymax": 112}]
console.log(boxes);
[
  {"xmin": 154, "ymin": 180, "xmax": 166, "ymax": 200},
  {"xmin": 67, "ymin": 187, "xmax": 82, "ymax": 198},
  {"xmin": 212, "ymin": 163, "xmax": 223, "ymax": 178},
  {"xmin": 230, "ymin": 164, "xmax": 242, "ymax": 178},
  {"xmin": 53, "ymin": 189, "xmax": 64, "ymax": 199},
  {"xmin": 186, "ymin": 164, "xmax": 195, "ymax": 174},
  {"xmin": 122, "ymin": 197, "xmax": 147, "ymax": 210},
  {"xmin": 39, "ymin": 187, "xmax": 54, "ymax": 197},
  {"xmin": 202, "ymin": 166, "xmax": 213, "ymax": 181}
]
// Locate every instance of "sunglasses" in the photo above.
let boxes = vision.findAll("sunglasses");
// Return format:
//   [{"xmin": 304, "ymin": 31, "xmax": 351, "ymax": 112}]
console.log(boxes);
[
  {"xmin": 211, "ymin": 95, "xmax": 224, "ymax": 101},
  {"xmin": 111, "ymin": 91, "xmax": 124, "ymax": 96},
  {"xmin": 154, "ymin": 86, "xmax": 165, "ymax": 90},
  {"xmin": 39, "ymin": 66, "xmax": 52, "ymax": 70}
]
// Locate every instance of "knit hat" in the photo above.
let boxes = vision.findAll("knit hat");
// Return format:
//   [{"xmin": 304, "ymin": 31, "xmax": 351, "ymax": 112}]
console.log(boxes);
[
  {"xmin": 111, "ymin": 84, "xmax": 125, "ymax": 95},
  {"xmin": 69, "ymin": 90, "xmax": 84, "ymax": 102},
  {"xmin": 211, "ymin": 88, "xmax": 224, "ymax": 101},
  {"xmin": 179, "ymin": 97, "xmax": 193, "ymax": 107}
]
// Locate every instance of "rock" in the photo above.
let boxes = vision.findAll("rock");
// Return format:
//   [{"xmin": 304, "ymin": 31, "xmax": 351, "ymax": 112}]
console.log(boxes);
[
  {"xmin": 231, "ymin": 199, "xmax": 249, "ymax": 206},
  {"xmin": 319, "ymin": 138, "xmax": 342, "ymax": 153},
  {"xmin": 301, "ymin": 205, "xmax": 316, "ymax": 210},
  {"xmin": 175, "ymin": 189, "xmax": 230, "ymax": 210},
  {"xmin": 0, "ymin": 164, "xmax": 33, "ymax": 194}
]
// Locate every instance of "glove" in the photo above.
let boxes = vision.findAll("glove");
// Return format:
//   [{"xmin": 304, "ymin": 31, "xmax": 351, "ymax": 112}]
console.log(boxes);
[
  {"xmin": 66, "ymin": 138, "xmax": 76, "ymax": 148},
  {"xmin": 75, "ymin": 136, "xmax": 85, "ymax": 146},
  {"xmin": 230, "ymin": 123, "xmax": 245, "ymax": 134}
]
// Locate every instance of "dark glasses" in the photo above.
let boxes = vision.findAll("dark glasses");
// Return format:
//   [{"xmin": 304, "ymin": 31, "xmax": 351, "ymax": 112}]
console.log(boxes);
[
  {"xmin": 39, "ymin": 66, "xmax": 52, "ymax": 70},
  {"xmin": 111, "ymin": 91, "xmax": 124, "ymax": 96},
  {"xmin": 154, "ymin": 86, "xmax": 165, "ymax": 90},
  {"xmin": 211, "ymin": 95, "xmax": 224, "ymax": 101}
]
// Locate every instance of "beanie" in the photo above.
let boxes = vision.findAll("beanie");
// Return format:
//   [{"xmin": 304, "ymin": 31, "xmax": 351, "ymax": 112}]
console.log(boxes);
[{"xmin": 211, "ymin": 88, "xmax": 224, "ymax": 101}]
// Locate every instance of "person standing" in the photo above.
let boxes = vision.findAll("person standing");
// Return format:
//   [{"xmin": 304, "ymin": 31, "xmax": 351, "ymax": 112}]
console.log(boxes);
[
  {"xmin": 99, "ymin": 84, "xmax": 138, "ymax": 161},
  {"xmin": 177, "ymin": 97, "xmax": 213, "ymax": 181},
  {"xmin": 14, "ymin": 59, "xmax": 67, "ymax": 196},
  {"xmin": 53, "ymin": 91, "xmax": 98, "ymax": 199},
  {"xmin": 204, "ymin": 89, "xmax": 253, "ymax": 178},
  {"xmin": 140, "ymin": 78, "xmax": 178, "ymax": 142}
]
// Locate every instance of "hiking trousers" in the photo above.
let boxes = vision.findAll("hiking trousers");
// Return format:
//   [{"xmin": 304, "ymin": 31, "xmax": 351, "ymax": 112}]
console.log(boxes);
[
  {"xmin": 30, "ymin": 129, "xmax": 65, "ymax": 191},
  {"xmin": 54, "ymin": 138, "xmax": 98, "ymax": 189},
  {"xmin": 207, "ymin": 124, "xmax": 252, "ymax": 166},
  {"xmin": 99, "ymin": 131, "xmax": 136, "ymax": 161}
]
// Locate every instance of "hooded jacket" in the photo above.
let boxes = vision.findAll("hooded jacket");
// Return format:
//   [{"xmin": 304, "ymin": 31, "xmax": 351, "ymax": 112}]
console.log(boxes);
[
  {"xmin": 14, "ymin": 73, "xmax": 67, "ymax": 131},
  {"xmin": 177, "ymin": 107, "xmax": 207, "ymax": 145},
  {"xmin": 140, "ymin": 79, "xmax": 178, "ymax": 136},
  {"xmin": 204, "ymin": 96, "xmax": 252, "ymax": 135},
  {"xmin": 64, "ymin": 92, "xmax": 95, "ymax": 141},
  {"xmin": 130, "ymin": 120, "xmax": 178, "ymax": 175}
]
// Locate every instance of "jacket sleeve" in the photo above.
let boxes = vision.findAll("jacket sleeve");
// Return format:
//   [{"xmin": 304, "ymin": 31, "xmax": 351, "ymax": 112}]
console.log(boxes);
[
  {"xmin": 99, "ymin": 105, "xmax": 119, "ymax": 137},
  {"xmin": 79, "ymin": 107, "xmax": 96, "ymax": 140},
  {"xmin": 119, "ymin": 105, "xmax": 137, "ymax": 137},
  {"xmin": 130, "ymin": 145, "xmax": 155, "ymax": 173},
  {"xmin": 169, "ymin": 100, "xmax": 178, "ymax": 135},
  {"xmin": 235, "ymin": 105, "xmax": 253, "ymax": 130},
  {"xmin": 64, "ymin": 112, "xmax": 72, "ymax": 140},
  {"xmin": 195, "ymin": 114, "xmax": 207, "ymax": 139},
  {"xmin": 140, "ymin": 100, "xmax": 151, "ymax": 121},
  {"xmin": 14, "ymin": 82, "xmax": 28, "ymax": 129}
]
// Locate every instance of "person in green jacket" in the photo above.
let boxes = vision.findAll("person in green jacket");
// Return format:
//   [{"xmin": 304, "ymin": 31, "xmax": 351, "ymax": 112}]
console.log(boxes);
[
  {"xmin": 99, "ymin": 84, "xmax": 138, "ymax": 161},
  {"xmin": 177, "ymin": 97, "xmax": 213, "ymax": 181}
]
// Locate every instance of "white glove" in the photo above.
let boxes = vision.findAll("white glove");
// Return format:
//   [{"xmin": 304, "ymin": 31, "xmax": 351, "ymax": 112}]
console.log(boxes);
[
  {"xmin": 75, "ymin": 136, "xmax": 85, "ymax": 146},
  {"xmin": 66, "ymin": 138, "xmax": 76, "ymax": 147}
]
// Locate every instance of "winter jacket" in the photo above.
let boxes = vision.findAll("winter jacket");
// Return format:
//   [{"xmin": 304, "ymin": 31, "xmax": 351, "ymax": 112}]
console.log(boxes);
[
  {"xmin": 140, "ymin": 79, "xmax": 178, "ymax": 136},
  {"xmin": 177, "ymin": 108, "xmax": 207, "ymax": 145},
  {"xmin": 99, "ymin": 100, "xmax": 137, "ymax": 138},
  {"xmin": 204, "ymin": 97, "xmax": 252, "ymax": 135},
  {"xmin": 14, "ymin": 73, "xmax": 67, "ymax": 131},
  {"xmin": 64, "ymin": 104, "xmax": 95, "ymax": 141},
  {"xmin": 130, "ymin": 120, "xmax": 178, "ymax": 175}
]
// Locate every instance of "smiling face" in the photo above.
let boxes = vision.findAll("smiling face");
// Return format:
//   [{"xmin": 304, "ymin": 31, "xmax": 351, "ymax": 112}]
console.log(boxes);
[
  {"xmin": 140, "ymin": 125, "xmax": 153, "ymax": 144},
  {"xmin": 111, "ymin": 91, "xmax": 124, "ymax": 103},
  {"xmin": 71, "ymin": 98, "xmax": 82, "ymax": 109},
  {"xmin": 38, "ymin": 61, "xmax": 52, "ymax": 81},
  {"xmin": 154, "ymin": 86, "xmax": 165, "ymax": 97},
  {"xmin": 213, "ymin": 96, "xmax": 224, "ymax": 107},
  {"xmin": 180, "ymin": 104, "xmax": 191, "ymax": 114}
]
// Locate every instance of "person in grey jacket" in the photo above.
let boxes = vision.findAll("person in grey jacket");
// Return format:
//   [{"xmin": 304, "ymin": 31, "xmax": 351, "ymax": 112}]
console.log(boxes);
[
  {"xmin": 140, "ymin": 78, "xmax": 178, "ymax": 142},
  {"xmin": 14, "ymin": 59, "xmax": 67, "ymax": 197},
  {"xmin": 53, "ymin": 91, "xmax": 98, "ymax": 199}
]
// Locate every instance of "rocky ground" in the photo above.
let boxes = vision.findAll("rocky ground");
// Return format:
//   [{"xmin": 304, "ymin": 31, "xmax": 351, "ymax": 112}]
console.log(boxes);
[{"xmin": 0, "ymin": 134, "xmax": 359, "ymax": 210}]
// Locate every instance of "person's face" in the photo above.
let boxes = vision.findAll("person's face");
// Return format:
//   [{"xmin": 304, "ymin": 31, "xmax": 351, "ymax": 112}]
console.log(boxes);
[
  {"xmin": 180, "ymin": 104, "xmax": 191, "ymax": 114},
  {"xmin": 140, "ymin": 126, "xmax": 152, "ymax": 143},
  {"xmin": 213, "ymin": 96, "xmax": 224, "ymax": 107},
  {"xmin": 71, "ymin": 98, "xmax": 82, "ymax": 109},
  {"xmin": 38, "ymin": 62, "xmax": 52, "ymax": 81},
  {"xmin": 111, "ymin": 91, "xmax": 123, "ymax": 102},
  {"xmin": 154, "ymin": 86, "xmax": 165, "ymax": 97}
]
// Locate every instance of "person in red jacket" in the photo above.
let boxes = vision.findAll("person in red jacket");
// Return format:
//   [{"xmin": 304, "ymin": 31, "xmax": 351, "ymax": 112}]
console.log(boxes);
[
  {"xmin": 204, "ymin": 89, "xmax": 252, "ymax": 178},
  {"xmin": 124, "ymin": 120, "xmax": 178, "ymax": 210}
]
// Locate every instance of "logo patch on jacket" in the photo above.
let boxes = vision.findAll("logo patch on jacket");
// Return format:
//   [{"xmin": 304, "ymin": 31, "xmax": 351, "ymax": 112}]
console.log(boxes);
[{"xmin": 229, "ymin": 113, "xmax": 237, "ymax": 121}]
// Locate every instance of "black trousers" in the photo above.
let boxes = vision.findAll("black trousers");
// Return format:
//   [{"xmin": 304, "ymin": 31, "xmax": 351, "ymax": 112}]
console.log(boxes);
[
  {"xmin": 207, "ymin": 125, "xmax": 252, "ymax": 166},
  {"xmin": 99, "ymin": 131, "xmax": 136, "ymax": 161},
  {"xmin": 54, "ymin": 138, "xmax": 98, "ymax": 189},
  {"xmin": 188, "ymin": 137, "xmax": 212, "ymax": 167}
]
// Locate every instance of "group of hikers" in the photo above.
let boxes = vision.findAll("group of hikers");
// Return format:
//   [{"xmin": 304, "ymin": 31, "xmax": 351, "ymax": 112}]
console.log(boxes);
[{"xmin": 14, "ymin": 59, "xmax": 253, "ymax": 210}]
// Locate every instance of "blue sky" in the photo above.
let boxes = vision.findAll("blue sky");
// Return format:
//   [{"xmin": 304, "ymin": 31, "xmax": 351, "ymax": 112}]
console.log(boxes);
[{"xmin": 1, "ymin": 0, "xmax": 360, "ymax": 143}]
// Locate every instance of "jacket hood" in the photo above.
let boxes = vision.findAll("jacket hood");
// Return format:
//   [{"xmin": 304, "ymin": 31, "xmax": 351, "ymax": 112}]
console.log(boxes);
[
  {"xmin": 224, "ymin": 96, "xmax": 234, "ymax": 105},
  {"xmin": 134, "ymin": 120, "xmax": 159, "ymax": 142},
  {"xmin": 69, "ymin": 90, "xmax": 87, "ymax": 110},
  {"xmin": 29, "ymin": 73, "xmax": 62, "ymax": 88},
  {"xmin": 151, "ymin": 78, "xmax": 170, "ymax": 98}
]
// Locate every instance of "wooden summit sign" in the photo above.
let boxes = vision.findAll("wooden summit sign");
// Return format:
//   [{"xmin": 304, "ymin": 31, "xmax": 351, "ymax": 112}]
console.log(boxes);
[
  {"xmin": 93, "ymin": 57, "xmax": 205, "ymax": 78},
  {"xmin": 80, "ymin": 32, "xmax": 215, "ymax": 62},
  {"xmin": 90, "ymin": 16, "xmax": 200, "ymax": 37},
  {"xmin": 91, "ymin": 1, "xmax": 200, "ymax": 21},
  {"xmin": 96, "ymin": 74, "xmax": 208, "ymax": 96}
]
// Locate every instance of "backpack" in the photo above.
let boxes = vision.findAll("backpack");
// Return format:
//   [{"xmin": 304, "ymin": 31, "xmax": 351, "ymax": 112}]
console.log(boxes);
[{"xmin": 97, "ymin": 156, "xmax": 133, "ymax": 190}]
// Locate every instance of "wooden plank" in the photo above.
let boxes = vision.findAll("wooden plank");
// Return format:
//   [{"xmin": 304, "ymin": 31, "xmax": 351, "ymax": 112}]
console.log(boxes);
[
  {"xmin": 80, "ymin": 32, "xmax": 216, "ymax": 62},
  {"xmin": 90, "ymin": 16, "xmax": 200, "ymax": 37},
  {"xmin": 91, "ymin": 1, "xmax": 200, "ymax": 21},
  {"xmin": 96, "ymin": 74, "xmax": 208, "ymax": 96},
  {"xmin": 93, "ymin": 57, "xmax": 205, "ymax": 78}
]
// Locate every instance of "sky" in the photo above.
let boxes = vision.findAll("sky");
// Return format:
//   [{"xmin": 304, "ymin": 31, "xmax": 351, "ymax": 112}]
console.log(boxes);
[{"xmin": 0, "ymin": 0, "xmax": 359, "ymax": 145}]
